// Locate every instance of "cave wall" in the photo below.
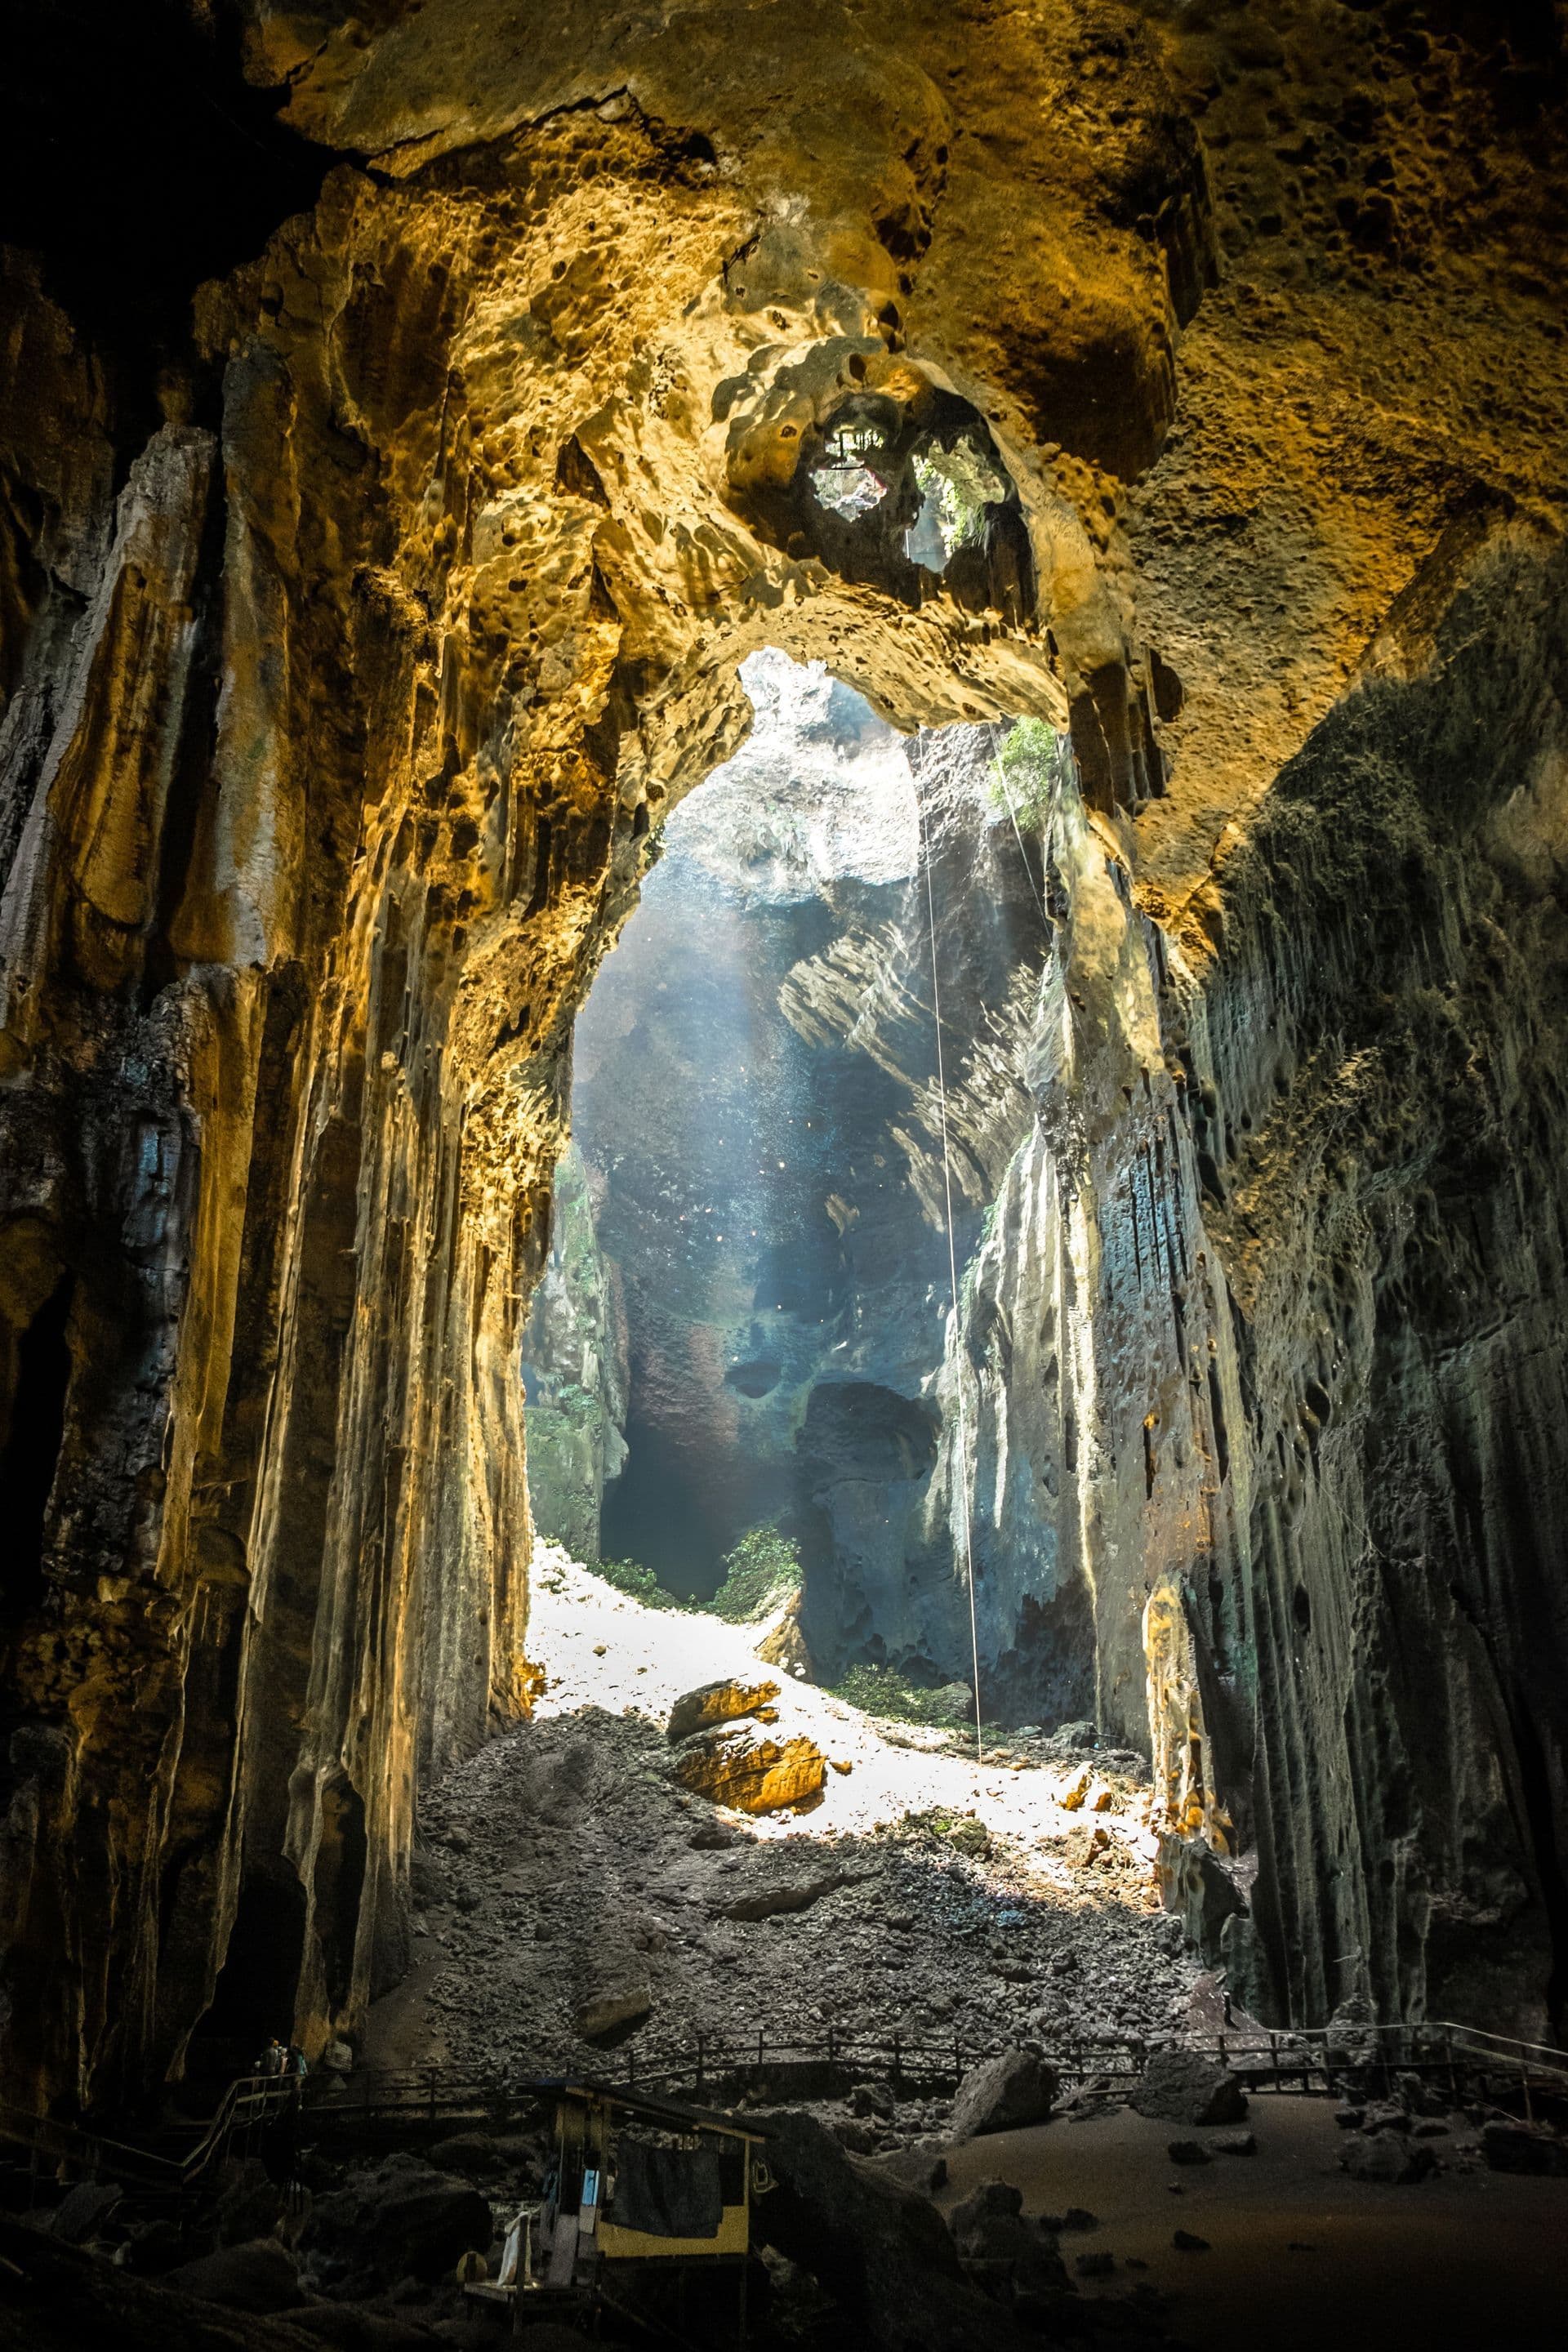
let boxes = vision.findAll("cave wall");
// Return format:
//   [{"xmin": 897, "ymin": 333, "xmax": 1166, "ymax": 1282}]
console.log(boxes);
[
  {"xmin": 0, "ymin": 0, "xmax": 1563, "ymax": 2106},
  {"xmin": 1186, "ymin": 530, "xmax": 1568, "ymax": 2037}
]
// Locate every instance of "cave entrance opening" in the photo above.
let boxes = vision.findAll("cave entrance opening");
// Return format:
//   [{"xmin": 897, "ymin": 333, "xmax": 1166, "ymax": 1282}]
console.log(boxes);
[
  {"xmin": 191, "ymin": 1870, "xmax": 307, "ymax": 2078},
  {"xmin": 522, "ymin": 648, "xmax": 1070, "ymax": 1735}
]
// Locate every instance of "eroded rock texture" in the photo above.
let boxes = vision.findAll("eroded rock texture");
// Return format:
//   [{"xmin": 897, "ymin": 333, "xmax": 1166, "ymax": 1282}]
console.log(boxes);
[{"xmin": 0, "ymin": 0, "xmax": 1565, "ymax": 2109}]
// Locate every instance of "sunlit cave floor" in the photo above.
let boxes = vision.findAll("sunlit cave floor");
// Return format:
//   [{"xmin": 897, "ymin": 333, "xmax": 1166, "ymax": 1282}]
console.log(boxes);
[{"xmin": 366, "ymin": 1547, "xmax": 1199, "ymax": 2087}]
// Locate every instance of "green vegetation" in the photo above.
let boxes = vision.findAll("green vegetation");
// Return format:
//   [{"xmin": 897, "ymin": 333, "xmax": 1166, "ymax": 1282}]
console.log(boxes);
[
  {"xmin": 588, "ymin": 1520, "xmax": 802, "ymax": 1623},
  {"xmin": 708, "ymin": 1523, "xmax": 803, "ymax": 1623},
  {"xmin": 911, "ymin": 438, "xmax": 1007, "ymax": 555},
  {"xmin": 987, "ymin": 715, "xmax": 1071, "ymax": 831},
  {"xmin": 595, "ymin": 1556, "xmax": 688, "ymax": 1611},
  {"xmin": 829, "ymin": 1660, "xmax": 972, "ymax": 1726}
]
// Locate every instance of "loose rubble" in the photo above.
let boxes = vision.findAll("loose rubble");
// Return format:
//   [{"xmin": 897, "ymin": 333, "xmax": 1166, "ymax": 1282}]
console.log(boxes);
[{"xmin": 385, "ymin": 1552, "xmax": 1199, "ymax": 2096}]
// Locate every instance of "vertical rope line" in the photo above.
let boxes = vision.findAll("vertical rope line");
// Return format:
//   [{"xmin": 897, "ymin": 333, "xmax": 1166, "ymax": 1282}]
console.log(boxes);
[
  {"xmin": 992, "ymin": 755, "xmax": 1050, "ymax": 932},
  {"xmin": 916, "ymin": 780, "xmax": 984, "ymax": 1767},
  {"xmin": 990, "ymin": 732, "xmax": 1064, "ymax": 938}
]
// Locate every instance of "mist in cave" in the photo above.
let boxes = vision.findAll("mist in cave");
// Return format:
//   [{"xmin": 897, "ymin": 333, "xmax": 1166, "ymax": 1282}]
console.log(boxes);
[{"xmin": 521, "ymin": 648, "xmax": 1083, "ymax": 1713}]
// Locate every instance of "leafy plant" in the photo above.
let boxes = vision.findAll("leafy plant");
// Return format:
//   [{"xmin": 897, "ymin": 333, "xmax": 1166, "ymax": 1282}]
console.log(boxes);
[
  {"xmin": 987, "ymin": 715, "xmax": 1071, "ymax": 831},
  {"xmin": 830, "ymin": 1661, "xmax": 972, "ymax": 1726},
  {"xmin": 594, "ymin": 1556, "xmax": 688, "ymax": 1612},
  {"xmin": 708, "ymin": 1522, "xmax": 803, "ymax": 1624},
  {"xmin": 586, "ymin": 1521, "xmax": 800, "ymax": 1623}
]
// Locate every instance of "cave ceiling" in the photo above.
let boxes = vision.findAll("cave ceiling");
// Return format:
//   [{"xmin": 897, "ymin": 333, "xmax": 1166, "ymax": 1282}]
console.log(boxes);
[{"xmin": 0, "ymin": 0, "xmax": 1565, "ymax": 2110}]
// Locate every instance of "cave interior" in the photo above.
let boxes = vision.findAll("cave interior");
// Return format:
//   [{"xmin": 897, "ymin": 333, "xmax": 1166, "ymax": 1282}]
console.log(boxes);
[{"xmin": 2, "ymin": 0, "xmax": 1568, "ymax": 2342}]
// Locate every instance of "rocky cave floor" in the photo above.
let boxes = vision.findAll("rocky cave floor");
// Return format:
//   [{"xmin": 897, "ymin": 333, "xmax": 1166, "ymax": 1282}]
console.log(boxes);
[
  {"xmin": 9, "ymin": 1560, "xmax": 1568, "ymax": 2352},
  {"xmin": 367, "ymin": 1548, "xmax": 1200, "ymax": 2100}
]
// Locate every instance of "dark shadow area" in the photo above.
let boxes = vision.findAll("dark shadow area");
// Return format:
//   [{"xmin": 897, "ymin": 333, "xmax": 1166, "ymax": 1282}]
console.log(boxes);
[
  {"xmin": 1, "ymin": 1, "xmax": 331, "ymax": 448},
  {"xmin": 0, "ymin": 1267, "xmax": 73, "ymax": 1634},
  {"xmin": 313, "ymin": 1770, "xmax": 369, "ymax": 2018},
  {"xmin": 194, "ymin": 1869, "xmax": 307, "ymax": 2072}
]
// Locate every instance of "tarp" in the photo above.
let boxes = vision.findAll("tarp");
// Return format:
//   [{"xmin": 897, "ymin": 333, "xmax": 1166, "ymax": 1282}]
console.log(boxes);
[{"xmin": 611, "ymin": 2138, "xmax": 724, "ymax": 2238}]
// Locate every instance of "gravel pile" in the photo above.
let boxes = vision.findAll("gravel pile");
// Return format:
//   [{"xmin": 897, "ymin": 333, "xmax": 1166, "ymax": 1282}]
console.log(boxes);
[{"xmin": 404, "ymin": 1703, "xmax": 1198, "ymax": 2116}]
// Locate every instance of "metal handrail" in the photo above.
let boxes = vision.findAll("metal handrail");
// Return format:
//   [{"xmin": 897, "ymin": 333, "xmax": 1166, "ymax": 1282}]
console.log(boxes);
[
  {"xmin": 299, "ymin": 2014, "xmax": 1568, "ymax": 2121},
  {"xmin": 0, "ymin": 2075, "xmax": 301, "ymax": 2189},
  {"xmin": 5, "ymin": 2014, "xmax": 1562, "ymax": 2189}
]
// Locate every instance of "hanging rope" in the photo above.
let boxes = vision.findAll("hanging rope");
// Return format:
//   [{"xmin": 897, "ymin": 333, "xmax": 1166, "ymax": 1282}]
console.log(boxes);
[
  {"xmin": 916, "ymin": 780, "xmax": 985, "ymax": 1767},
  {"xmin": 989, "ymin": 728, "xmax": 1063, "ymax": 938}
]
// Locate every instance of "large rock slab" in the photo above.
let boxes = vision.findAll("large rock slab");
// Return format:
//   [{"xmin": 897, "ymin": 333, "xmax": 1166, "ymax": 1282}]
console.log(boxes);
[
  {"xmin": 674, "ymin": 1724, "xmax": 826, "ymax": 1813},
  {"xmin": 950, "ymin": 2047, "xmax": 1058, "ymax": 2139},
  {"xmin": 1129, "ymin": 2047, "xmax": 1247, "ymax": 2127},
  {"xmin": 756, "ymin": 2109, "xmax": 1031, "ymax": 2352},
  {"xmin": 574, "ymin": 1971, "xmax": 653, "ymax": 2041},
  {"xmin": 167, "ymin": 2238, "xmax": 305, "ymax": 2314},
  {"xmin": 666, "ymin": 1676, "xmax": 780, "ymax": 1743},
  {"xmin": 1340, "ymin": 2131, "xmax": 1437, "ymax": 2185},
  {"xmin": 719, "ymin": 1864, "xmax": 857, "ymax": 1920},
  {"xmin": 49, "ymin": 2180, "xmax": 122, "ymax": 2243},
  {"xmin": 300, "ymin": 2158, "xmax": 493, "ymax": 2285}
]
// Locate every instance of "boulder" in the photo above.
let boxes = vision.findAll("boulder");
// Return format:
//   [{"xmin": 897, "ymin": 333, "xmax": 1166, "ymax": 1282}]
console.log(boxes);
[
  {"xmin": 1481, "ymin": 2119, "xmax": 1568, "ymax": 2176},
  {"xmin": 1054, "ymin": 1721, "xmax": 1098, "ymax": 1750},
  {"xmin": 1166, "ymin": 2140, "xmax": 1210, "ymax": 2165},
  {"xmin": 948, "ymin": 2179, "xmax": 1068, "ymax": 2300},
  {"xmin": 301, "ymin": 2158, "xmax": 494, "ymax": 2284},
  {"xmin": 721, "ymin": 1865, "xmax": 857, "ymax": 1921},
  {"xmin": 167, "ymin": 2237, "xmax": 305, "ymax": 2314},
  {"xmin": 951, "ymin": 2047, "xmax": 1058, "ymax": 2139},
  {"xmin": 48, "ymin": 2180, "xmax": 122, "ymax": 2243},
  {"xmin": 755, "ymin": 1595, "xmax": 814, "ymax": 1679},
  {"xmin": 666, "ymin": 1677, "xmax": 780, "ymax": 1743},
  {"xmin": 1339, "ymin": 2131, "xmax": 1437, "ymax": 2185},
  {"xmin": 757, "ymin": 2109, "xmax": 1032, "ymax": 2352},
  {"xmin": 1130, "ymin": 2047, "xmax": 1247, "ymax": 2127},
  {"xmin": 674, "ymin": 1725, "xmax": 826, "ymax": 1813},
  {"xmin": 574, "ymin": 1971, "xmax": 653, "ymax": 2040},
  {"xmin": 873, "ymin": 2145, "xmax": 948, "ymax": 2194}
]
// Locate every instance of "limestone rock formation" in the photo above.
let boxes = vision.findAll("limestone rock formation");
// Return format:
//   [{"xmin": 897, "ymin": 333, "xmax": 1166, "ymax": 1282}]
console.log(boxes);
[
  {"xmin": 666, "ymin": 1676, "xmax": 782, "ymax": 1744},
  {"xmin": 1130, "ymin": 2048, "xmax": 1247, "ymax": 2128},
  {"xmin": 673, "ymin": 1724, "xmax": 829, "ymax": 1815},
  {"xmin": 950, "ymin": 2047, "xmax": 1059, "ymax": 2139},
  {"xmin": 0, "ymin": 0, "xmax": 1566, "ymax": 2115}
]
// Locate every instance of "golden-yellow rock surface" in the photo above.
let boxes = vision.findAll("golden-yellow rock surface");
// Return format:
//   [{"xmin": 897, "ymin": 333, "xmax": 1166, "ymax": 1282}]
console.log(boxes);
[
  {"xmin": 666, "ymin": 1676, "xmax": 782, "ymax": 1744},
  {"xmin": 674, "ymin": 1726, "xmax": 830, "ymax": 1815}
]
